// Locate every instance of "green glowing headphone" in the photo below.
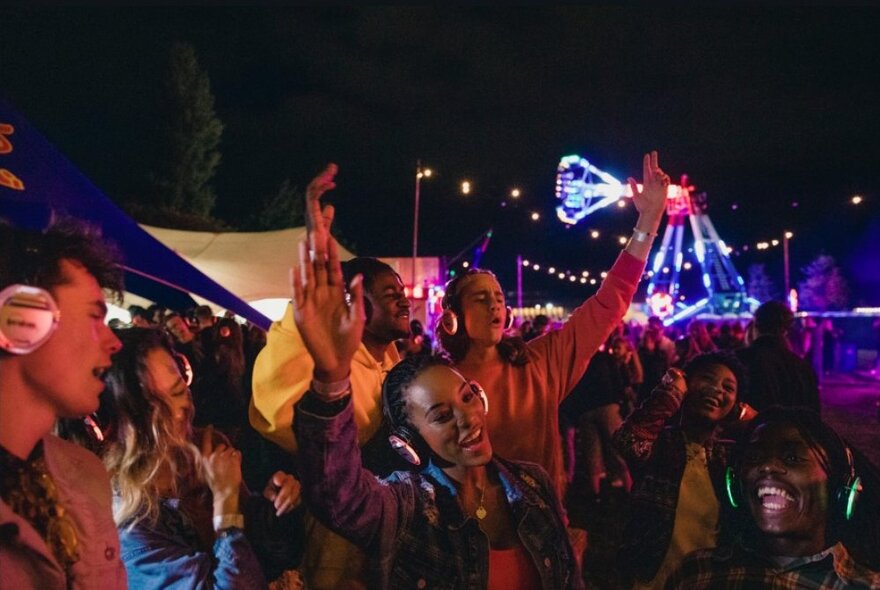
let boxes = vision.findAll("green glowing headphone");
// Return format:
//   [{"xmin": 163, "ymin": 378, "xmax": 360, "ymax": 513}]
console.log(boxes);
[{"xmin": 724, "ymin": 446, "xmax": 862, "ymax": 521}]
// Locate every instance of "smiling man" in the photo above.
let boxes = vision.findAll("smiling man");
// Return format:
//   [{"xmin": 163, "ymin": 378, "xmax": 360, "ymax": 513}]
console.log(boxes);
[
  {"xmin": 0, "ymin": 218, "xmax": 127, "ymax": 589},
  {"xmin": 666, "ymin": 406, "xmax": 880, "ymax": 589}
]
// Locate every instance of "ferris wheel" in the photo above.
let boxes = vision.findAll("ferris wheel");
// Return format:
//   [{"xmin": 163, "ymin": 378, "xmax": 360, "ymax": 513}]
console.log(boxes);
[{"xmin": 555, "ymin": 155, "xmax": 758, "ymax": 323}]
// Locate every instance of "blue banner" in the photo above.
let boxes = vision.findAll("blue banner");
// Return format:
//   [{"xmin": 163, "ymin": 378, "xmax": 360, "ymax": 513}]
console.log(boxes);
[{"xmin": 0, "ymin": 97, "xmax": 271, "ymax": 330}]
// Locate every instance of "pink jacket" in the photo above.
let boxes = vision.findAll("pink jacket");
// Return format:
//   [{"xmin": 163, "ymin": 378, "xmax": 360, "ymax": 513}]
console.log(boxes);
[{"xmin": 0, "ymin": 435, "xmax": 126, "ymax": 590}]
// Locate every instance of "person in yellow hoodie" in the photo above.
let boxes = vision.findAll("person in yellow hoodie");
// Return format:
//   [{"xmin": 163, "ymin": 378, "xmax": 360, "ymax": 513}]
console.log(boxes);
[{"xmin": 249, "ymin": 163, "xmax": 412, "ymax": 589}]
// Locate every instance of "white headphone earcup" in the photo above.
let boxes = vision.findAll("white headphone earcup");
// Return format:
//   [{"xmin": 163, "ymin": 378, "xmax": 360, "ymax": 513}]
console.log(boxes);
[
  {"xmin": 0, "ymin": 284, "xmax": 60, "ymax": 355},
  {"xmin": 440, "ymin": 309, "xmax": 458, "ymax": 336},
  {"xmin": 388, "ymin": 434, "xmax": 422, "ymax": 466}
]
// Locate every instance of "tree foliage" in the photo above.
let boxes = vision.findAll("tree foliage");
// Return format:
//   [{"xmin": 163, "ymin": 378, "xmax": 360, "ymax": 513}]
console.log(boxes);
[
  {"xmin": 149, "ymin": 42, "xmax": 223, "ymax": 219},
  {"xmin": 747, "ymin": 263, "xmax": 778, "ymax": 303},
  {"xmin": 243, "ymin": 178, "xmax": 305, "ymax": 231},
  {"xmin": 798, "ymin": 254, "xmax": 850, "ymax": 311}
]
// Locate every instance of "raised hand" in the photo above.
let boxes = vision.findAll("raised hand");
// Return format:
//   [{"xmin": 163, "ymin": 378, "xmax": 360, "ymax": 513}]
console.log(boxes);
[
  {"xmin": 627, "ymin": 151, "xmax": 669, "ymax": 233},
  {"xmin": 305, "ymin": 163, "xmax": 338, "ymax": 266},
  {"xmin": 201, "ymin": 425, "xmax": 242, "ymax": 515},
  {"xmin": 292, "ymin": 235, "xmax": 366, "ymax": 385},
  {"xmin": 263, "ymin": 470, "xmax": 302, "ymax": 516}
]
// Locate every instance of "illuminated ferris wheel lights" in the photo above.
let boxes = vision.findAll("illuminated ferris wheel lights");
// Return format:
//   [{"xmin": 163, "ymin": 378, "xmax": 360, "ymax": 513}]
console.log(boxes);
[
  {"xmin": 851, "ymin": 195, "xmax": 863, "ymax": 205},
  {"xmin": 784, "ymin": 231, "xmax": 794, "ymax": 239},
  {"xmin": 590, "ymin": 230, "xmax": 600, "ymax": 239},
  {"xmin": 548, "ymin": 266, "xmax": 556, "ymax": 274}
]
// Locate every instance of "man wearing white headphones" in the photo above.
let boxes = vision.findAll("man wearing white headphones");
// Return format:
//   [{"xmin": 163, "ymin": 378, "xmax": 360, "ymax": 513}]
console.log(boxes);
[{"xmin": 0, "ymin": 218, "xmax": 127, "ymax": 589}]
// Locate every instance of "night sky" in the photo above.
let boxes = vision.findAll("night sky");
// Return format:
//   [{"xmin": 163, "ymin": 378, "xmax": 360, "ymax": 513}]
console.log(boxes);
[{"xmin": 3, "ymin": 7, "xmax": 879, "ymax": 307}]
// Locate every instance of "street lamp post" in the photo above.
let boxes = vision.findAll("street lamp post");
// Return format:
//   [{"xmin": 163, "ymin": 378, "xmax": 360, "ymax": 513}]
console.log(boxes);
[
  {"xmin": 412, "ymin": 161, "xmax": 432, "ymax": 288},
  {"xmin": 783, "ymin": 231, "xmax": 793, "ymax": 297}
]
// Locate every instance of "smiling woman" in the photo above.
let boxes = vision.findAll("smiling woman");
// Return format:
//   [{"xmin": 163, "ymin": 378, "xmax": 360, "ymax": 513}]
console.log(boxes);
[
  {"xmin": 611, "ymin": 351, "xmax": 751, "ymax": 589},
  {"xmin": 290, "ymin": 217, "xmax": 582, "ymax": 588}
]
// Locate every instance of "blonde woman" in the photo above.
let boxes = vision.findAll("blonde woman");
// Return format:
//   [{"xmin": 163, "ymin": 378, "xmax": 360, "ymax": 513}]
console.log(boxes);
[{"xmin": 100, "ymin": 328, "xmax": 303, "ymax": 589}]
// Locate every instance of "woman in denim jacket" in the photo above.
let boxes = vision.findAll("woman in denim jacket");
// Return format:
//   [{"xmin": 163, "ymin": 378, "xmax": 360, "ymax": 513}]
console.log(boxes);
[
  {"xmin": 95, "ymin": 328, "xmax": 305, "ymax": 589},
  {"xmin": 288, "ymin": 233, "xmax": 581, "ymax": 589}
]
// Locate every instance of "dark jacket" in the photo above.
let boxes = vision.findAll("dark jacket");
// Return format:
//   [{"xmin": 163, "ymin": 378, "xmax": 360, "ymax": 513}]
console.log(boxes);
[
  {"xmin": 736, "ymin": 334, "xmax": 820, "ymax": 413},
  {"xmin": 612, "ymin": 382, "xmax": 734, "ymax": 584},
  {"xmin": 294, "ymin": 392, "xmax": 582, "ymax": 590}
]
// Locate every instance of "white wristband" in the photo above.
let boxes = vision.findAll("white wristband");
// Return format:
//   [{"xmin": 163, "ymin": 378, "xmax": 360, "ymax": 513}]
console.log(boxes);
[
  {"xmin": 310, "ymin": 376, "xmax": 352, "ymax": 401},
  {"xmin": 631, "ymin": 227, "xmax": 658, "ymax": 243},
  {"xmin": 213, "ymin": 513, "xmax": 244, "ymax": 532}
]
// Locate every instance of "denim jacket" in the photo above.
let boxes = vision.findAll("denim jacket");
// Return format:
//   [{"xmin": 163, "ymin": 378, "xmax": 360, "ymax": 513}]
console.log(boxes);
[
  {"xmin": 294, "ymin": 392, "xmax": 583, "ymax": 590},
  {"xmin": 118, "ymin": 493, "xmax": 277, "ymax": 590}
]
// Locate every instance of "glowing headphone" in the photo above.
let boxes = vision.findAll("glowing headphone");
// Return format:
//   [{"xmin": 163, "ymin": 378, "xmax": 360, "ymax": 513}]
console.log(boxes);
[
  {"xmin": 724, "ymin": 444, "xmax": 862, "ymax": 521},
  {"xmin": 439, "ymin": 271, "xmax": 513, "ymax": 337},
  {"xmin": 383, "ymin": 367, "xmax": 489, "ymax": 467},
  {"xmin": 0, "ymin": 248, "xmax": 61, "ymax": 356}
]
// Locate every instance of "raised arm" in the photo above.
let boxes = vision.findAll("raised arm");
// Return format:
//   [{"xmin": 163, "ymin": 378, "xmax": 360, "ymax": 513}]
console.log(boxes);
[
  {"xmin": 291, "ymin": 224, "xmax": 406, "ymax": 548},
  {"xmin": 530, "ymin": 151, "xmax": 669, "ymax": 401},
  {"xmin": 625, "ymin": 150, "xmax": 669, "ymax": 262},
  {"xmin": 612, "ymin": 368, "xmax": 686, "ymax": 463},
  {"xmin": 249, "ymin": 164, "xmax": 341, "ymax": 452}
]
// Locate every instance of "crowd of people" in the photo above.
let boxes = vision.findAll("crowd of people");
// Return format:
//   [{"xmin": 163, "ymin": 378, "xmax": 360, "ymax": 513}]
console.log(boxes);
[{"xmin": 2, "ymin": 152, "xmax": 878, "ymax": 589}]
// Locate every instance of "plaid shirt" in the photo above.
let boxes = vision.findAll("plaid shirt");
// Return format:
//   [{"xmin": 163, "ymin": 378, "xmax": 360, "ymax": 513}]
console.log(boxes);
[
  {"xmin": 612, "ymin": 382, "xmax": 734, "ymax": 583},
  {"xmin": 664, "ymin": 542, "xmax": 880, "ymax": 589}
]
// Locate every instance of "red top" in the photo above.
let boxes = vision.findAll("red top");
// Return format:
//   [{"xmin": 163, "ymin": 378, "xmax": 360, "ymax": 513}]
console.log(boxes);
[{"xmin": 488, "ymin": 545, "xmax": 542, "ymax": 590}]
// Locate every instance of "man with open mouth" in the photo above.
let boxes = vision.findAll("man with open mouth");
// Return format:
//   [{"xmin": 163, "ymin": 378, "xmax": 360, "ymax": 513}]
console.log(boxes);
[{"xmin": 666, "ymin": 406, "xmax": 880, "ymax": 589}]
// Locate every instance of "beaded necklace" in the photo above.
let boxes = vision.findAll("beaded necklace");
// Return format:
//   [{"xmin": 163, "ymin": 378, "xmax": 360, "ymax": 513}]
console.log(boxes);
[{"xmin": 0, "ymin": 442, "xmax": 80, "ymax": 572}]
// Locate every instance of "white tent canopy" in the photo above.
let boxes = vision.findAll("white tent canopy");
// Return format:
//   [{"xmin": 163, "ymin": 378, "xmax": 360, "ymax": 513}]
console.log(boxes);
[{"xmin": 141, "ymin": 224, "xmax": 356, "ymax": 305}]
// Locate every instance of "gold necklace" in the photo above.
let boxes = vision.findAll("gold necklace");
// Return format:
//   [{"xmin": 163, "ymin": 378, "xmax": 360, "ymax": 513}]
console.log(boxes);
[{"xmin": 475, "ymin": 486, "xmax": 487, "ymax": 520}]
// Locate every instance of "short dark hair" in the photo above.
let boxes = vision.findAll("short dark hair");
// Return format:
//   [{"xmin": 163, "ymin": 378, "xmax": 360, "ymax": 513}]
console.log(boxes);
[
  {"xmin": 753, "ymin": 301, "xmax": 794, "ymax": 335},
  {"xmin": 0, "ymin": 217, "xmax": 123, "ymax": 298},
  {"xmin": 194, "ymin": 305, "xmax": 214, "ymax": 320},
  {"xmin": 340, "ymin": 257, "xmax": 398, "ymax": 292},
  {"xmin": 684, "ymin": 350, "xmax": 749, "ymax": 402}
]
